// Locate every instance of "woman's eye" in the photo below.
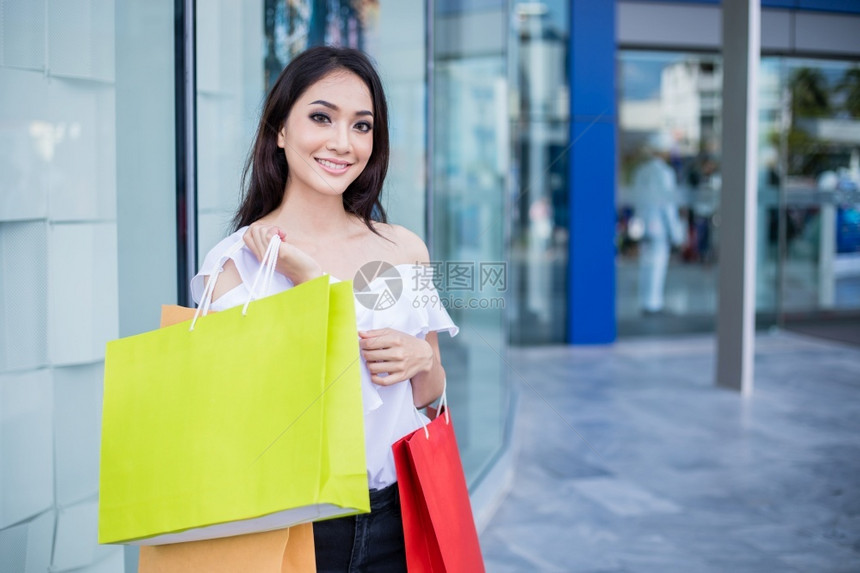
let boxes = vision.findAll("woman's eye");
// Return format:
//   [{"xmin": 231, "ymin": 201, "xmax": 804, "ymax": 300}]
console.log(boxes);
[
  {"xmin": 355, "ymin": 121, "xmax": 373, "ymax": 133},
  {"xmin": 310, "ymin": 113, "xmax": 330, "ymax": 123}
]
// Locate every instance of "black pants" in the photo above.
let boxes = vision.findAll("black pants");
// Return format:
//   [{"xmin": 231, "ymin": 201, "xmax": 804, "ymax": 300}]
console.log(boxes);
[{"xmin": 313, "ymin": 483, "xmax": 407, "ymax": 573}]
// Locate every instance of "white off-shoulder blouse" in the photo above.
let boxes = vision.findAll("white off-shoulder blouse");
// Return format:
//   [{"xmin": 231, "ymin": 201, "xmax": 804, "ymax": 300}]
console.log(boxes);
[{"xmin": 191, "ymin": 227, "xmax": 459, "ymax": 490}]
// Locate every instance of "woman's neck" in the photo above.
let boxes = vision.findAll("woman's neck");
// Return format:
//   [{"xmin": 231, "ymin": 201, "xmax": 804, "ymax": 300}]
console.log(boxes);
[{"xmin": 265, "ymin": 184, "xmax": 359, "ymax": 240}]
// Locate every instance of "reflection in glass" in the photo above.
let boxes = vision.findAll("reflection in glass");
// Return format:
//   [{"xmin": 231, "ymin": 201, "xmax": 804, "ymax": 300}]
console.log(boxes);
[
  {"xmin": 618, "ymin": 52, "xmax": 860, "ymax": 338},
  {"xmin": 768, "ymin": 58, "xmax": 860, "ymax": 316},
  {"xmin": 631, "ymin": 134, "xmax": 685, "ymax": 314},
  {"xmin": 431, "ymin": 2, "xmax": 509, "ymax": 485},
  {"xmin": 196, "ymin": 2, "xmax": 266, "ymax": 260},
  {"xmin": 509, "ymin": 1, "xmax": 569, "ymax": 344},
  {"xmin": 263, "ymin": 0, "xmax": 379, "ymax": 91},
  {"xmin": 617, "ymin": 52, "xmax": 722, "ymax": 335}
]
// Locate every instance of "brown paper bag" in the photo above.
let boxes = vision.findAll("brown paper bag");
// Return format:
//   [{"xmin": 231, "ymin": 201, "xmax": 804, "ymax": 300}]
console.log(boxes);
[
  {"xmin": 139, "ymin": 525, "xmax": 316, "ymax": 572},
  {"xmin": 137, "ymin": 305, "xmax": 317, "ymax": 572},
  {"xmin": 159, "ymin": 304, "xmax": 208, "ymax": 328}
]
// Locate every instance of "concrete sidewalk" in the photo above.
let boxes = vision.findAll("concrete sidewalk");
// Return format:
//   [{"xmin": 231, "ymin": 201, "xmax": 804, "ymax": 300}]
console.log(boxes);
[{"xmin": 480, "ymin": 331, "xmax": 860, "ymax": 572}]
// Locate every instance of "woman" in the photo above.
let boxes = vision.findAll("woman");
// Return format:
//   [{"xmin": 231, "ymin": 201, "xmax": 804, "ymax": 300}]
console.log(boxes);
[{"xmin": 191, "ymin": 46, "xmax": 457, "ymax": 571}]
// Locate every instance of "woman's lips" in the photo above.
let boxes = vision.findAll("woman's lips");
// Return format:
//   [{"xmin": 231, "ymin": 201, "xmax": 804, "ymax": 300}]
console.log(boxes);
[{"xmin": 315, "ymin": 157, "xmax": 352, "ymax": 174}]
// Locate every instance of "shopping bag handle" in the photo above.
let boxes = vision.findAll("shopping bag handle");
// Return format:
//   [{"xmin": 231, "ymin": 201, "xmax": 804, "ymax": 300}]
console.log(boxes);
[
  {"xmin": 412, "ymin": 378, "xmax": 450, "ymax": 440},
  {"xmin": 242, "ymin": 235, "xmax": 281, "ymax": 316},
  {"xmin": 190, "ymin": 235, "xmax": 281, "ymax": 331}
]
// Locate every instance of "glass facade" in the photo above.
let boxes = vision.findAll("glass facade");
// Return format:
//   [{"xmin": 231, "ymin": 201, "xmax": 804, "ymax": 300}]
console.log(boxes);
[
  {"xmin": 2, "ymin": 1, "xmax": 859, "ymax": 570},
  {"xmin": 616, "ymin": 51, "xmax": 723, "ymax": 336},
  {"xmin": 760, "ymin": 57, "xmax": 860, "ymax": 319},
  {"xmin": 0, "ymin": 2, "xmax": 510, "ymax": 570},
  {"xmin": 196, "ymin": 1, "xmax": 266, "ymax": 263},
  {"xmin": 617, "ymin": 50, "xmax": 860, "ymax": 336},
  {"xmin": 194, "ymin": 0, "xmax": 511, "ymax": 489},
  {"xmin": 508, "ymin": 0, "xmax": 570, "ymax": 344},
  {"xmin": 195, "ymin": 0, "xmax": 430, "ymax": 257},
  {"xmin": 431, "ymin": 1, "xmax": 510, "ymax": 482}
]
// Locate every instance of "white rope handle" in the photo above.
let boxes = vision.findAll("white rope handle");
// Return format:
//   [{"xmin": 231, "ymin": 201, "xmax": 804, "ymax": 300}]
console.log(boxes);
[
  {"xmin": 242, "ymin": 234, "xmax": 281, "ymax": 316},
  {"xmin": 414, "ymin": 378, "xmax": 449, "ymax": 440},
  {"xmin": 438, "ymin": 378, "xmax": 450, "ymax": 425},
  {"xmin": 189, "ymin": 234, "xmax": 282, "ymax": 331},
  {"xmin": 189, "ymin": 238, "xmax": 245, "ymax": 331},
  {"xmin": 411, "ymin": 405, "xmax": 430, "ymax": 440}
]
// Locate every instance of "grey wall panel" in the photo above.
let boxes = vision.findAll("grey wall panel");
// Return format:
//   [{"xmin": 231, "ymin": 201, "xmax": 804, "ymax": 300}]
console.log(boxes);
[
  {"xmin": 23, "ymin": 511, "xmax": 54, "ymax": 573},
  {"xmin": 0, "ymin": 222, "xmax": 48, "ymax": 373},
  {"xmin": 761, "ymin": 9, "xmax": 792, "ymax": 51},
  {"xmin": 52, "ymin": 501, "xmax": 99, "ymax": 571},
  {"xmin": 0, "ymin": 370, "xmax": 54, "ymax": 529},
  {"xmin": 0, "ymin": 522, "xmax": 26, "ymax": 572},
  {"xmin": 795, "ymin": 12, "xmax": 860, "ymax": 56},
  {"xmin": 0, "ymin": 0, "xmax": 45, "ymax": 70},
  {"xmin": 618, "ymin": 2, "xmax": 721, "ymax": 49},
  {"xmin": 619, "ymin": 3, "xmax": 860, "ymax": 57},
  {"xmin": 435, "ymin": 9, "xmax": 506, "ymax": 58},
  {"xmin": 53, "ymin": 364, "xmax": 103, "ymax": 506}
]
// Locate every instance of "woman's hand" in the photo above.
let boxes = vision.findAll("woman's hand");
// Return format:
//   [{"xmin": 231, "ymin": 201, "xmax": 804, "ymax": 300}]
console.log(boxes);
[
  {"xmin": 244, "ymin": 222, "xmax": 323, "ymax": 285},
  {"xmin": 359, "ymin": 328, "xmax": 434, "ymax": 386}
]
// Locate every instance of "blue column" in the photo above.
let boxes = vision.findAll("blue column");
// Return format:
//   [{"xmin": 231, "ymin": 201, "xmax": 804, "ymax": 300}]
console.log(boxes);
[{"xmin": 567, "ymin": 0, "xmax": 616, "ymax": 344}]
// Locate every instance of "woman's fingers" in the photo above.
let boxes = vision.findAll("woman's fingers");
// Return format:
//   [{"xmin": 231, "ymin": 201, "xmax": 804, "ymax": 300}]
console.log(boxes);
[
  {"xmin": 358, "ymin": 330, "xmax": 396, "ymax": 351},
  {"xmin": 358, "ymin": 328, "xmax": 391, "ymax": 339},
  {"xmin": 244, "ymin": 224, "xmax": 267, "ymax": 260},
  {"xmin": 366, "ymin": 359, "xmax": 403, "ymax": 375},
  {"xmin": 362, "ymin": 347, "xmax": 405, "ymax": 364},
  {"xmin": 244, "ymin": 223, "xmax": 285, "ymax": 262},
  {"xmin": 359, "ymin": 327, "xmax": 433, "ymax": 387},
  {"xmin": 361, "ymin": 348, "xmax": 396, "ymax": 362},
  {"xmin": 371, "ymin": 373, "xmax": 406, "ymax": 386},
  {"xmin": 369, "ymin": 368, "xmax": 407, "ymax": 385}
]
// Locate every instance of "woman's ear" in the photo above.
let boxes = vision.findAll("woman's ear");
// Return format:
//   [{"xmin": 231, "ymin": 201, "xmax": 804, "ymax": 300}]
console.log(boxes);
[{"xmin": 277, "ymin": 126, "xmax": 286, "ymax": 149}]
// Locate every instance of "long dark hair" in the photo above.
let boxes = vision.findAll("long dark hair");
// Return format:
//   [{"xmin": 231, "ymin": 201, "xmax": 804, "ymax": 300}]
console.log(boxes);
[{"xmin": 233, "ymin": 46, "xmax": 389, "ymax": 232}]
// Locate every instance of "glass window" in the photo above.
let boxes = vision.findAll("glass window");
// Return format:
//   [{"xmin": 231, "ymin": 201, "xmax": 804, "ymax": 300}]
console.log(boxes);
[
  {"xmin": 760, "ymin": 57, "xmax": 860, "ymax": 319},
  {"xmin": 508, "ymin": 0, "xmax": 570, "ymax": 345},
  {"xmin": 618, "ymin": 51, "xmax": 860, "ymax": 337},
  {"xmin": 196, "ymin": 0, "xmax": 427, "ymax": 258},
  {"xmin": 195, "ymin": 0, "xmax": 510, "ymax": 488},
  {"xmin": 196, "ymin": 1, "xmax": 266, "ymax": 260},
  {"xmin": 616, "ymin": 51, "xmax": 722, "ymax": 336},
  {"xmin": 431, "ymin": 1, "xmax": 509, "ymax": 484}
]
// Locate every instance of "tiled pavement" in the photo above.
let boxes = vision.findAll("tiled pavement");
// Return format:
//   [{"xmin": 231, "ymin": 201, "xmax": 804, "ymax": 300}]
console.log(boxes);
[{"xmin": 480, "ymin": 331, "xmax": 860, "ymax": 572}]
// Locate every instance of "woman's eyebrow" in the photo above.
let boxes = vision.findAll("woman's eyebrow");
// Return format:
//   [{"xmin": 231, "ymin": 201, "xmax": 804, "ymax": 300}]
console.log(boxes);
[{"xmin": 309, "ymin": 99, "xmax": 373, "ymax": 117}]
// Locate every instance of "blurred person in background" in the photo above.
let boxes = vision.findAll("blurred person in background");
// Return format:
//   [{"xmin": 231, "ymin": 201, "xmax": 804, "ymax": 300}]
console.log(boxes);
[{"xmin": 633, "ymin": 132, "xmax": 685, "ymax": 314}]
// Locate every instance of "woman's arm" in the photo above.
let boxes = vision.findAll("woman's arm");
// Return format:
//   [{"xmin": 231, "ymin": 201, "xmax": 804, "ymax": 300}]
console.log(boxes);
[{"xmin": 205, "ymin": 259, "xmax": 243, "ymax": 302}]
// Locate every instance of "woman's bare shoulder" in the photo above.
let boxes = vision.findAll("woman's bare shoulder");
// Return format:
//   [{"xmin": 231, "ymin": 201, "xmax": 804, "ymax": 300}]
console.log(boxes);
[{"xmin": 372, "ymin": 222, "xmax": 431, "ymax": 266}]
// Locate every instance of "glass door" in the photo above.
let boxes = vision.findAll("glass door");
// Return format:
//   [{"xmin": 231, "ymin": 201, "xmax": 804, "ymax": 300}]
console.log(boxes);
[
  {"xmin": 616, "ymin": 51, "xmax": 723, "ymax": 336},
  {"xmin": 767, "ymin": 57, "xmax": 860, "ymax": 343}
]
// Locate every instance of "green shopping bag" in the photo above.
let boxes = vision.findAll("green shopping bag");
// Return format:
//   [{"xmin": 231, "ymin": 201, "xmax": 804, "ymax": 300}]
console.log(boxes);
[{"xmin": 98, "ymin": 275, "xmax": 369, "ymax": 545}]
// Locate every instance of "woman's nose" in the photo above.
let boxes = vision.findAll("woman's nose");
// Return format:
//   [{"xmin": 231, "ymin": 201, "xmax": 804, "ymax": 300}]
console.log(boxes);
[{"xmin": 326, "ymin": 125, "xmax": 350, "ymax": 153}]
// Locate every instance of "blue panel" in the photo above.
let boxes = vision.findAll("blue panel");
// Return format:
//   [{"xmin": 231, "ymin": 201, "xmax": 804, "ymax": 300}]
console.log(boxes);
[
  {"xmin": 762, "ymin": 0, "xmax": 797, "ymax": 8},
  {"xmin": 568, "ymin": 0, "xmax": 616, "ymax": 344},
  {"xmin": 571, "ymin": 0, "xmax": 616, "ymax": 118},
  {"xmin": 797, "ymin": 0, "xmax": 860, "ymax": 13},
  {"xmin": 568, "ymin": 121, "xmax": 617, "ymax": 344}
]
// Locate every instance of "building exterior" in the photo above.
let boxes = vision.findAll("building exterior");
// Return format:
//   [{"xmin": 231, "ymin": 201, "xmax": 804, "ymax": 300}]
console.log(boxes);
[{"xmin": 1, "ymin": 1, "xmax": 858, "ymax": 571}]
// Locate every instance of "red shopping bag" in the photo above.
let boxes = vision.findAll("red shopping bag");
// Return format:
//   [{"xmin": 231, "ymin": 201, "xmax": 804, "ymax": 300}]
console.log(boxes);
[{"xmin": 392, "ymin": 404, "xmax": 485, "ymax": 573}]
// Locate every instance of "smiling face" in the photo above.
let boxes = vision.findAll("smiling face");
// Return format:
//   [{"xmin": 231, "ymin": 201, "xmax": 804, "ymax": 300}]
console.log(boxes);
[{"xmin": 277, "ymin": 70, "xmax": 374, "ymax": 200}]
